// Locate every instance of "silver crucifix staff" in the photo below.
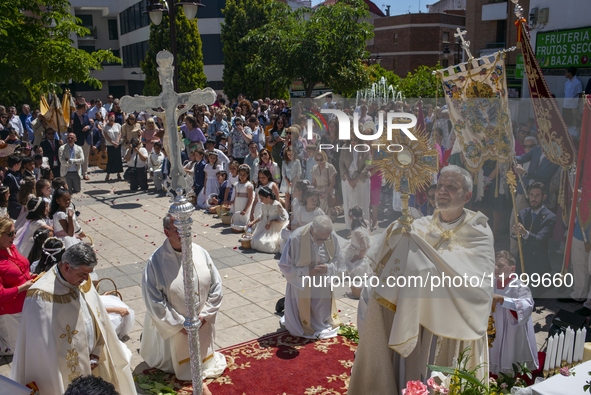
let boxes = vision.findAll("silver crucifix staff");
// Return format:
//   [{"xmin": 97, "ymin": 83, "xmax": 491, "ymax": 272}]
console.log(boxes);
[
  {"xmin": 120, "ymin": 50, "xmax": 215, "ymax": 395},
  {"xmin": 454, "ymin": 28, "xmax": 473, "ymax": 60}
]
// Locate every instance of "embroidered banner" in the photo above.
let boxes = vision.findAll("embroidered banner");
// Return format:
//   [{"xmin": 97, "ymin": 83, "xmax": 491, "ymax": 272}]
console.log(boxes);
[
  {"xmin": 518, "ymin": 19, "xmax": 576, "ymax": 167},
  {"xmin": 438, "ymin": 54, "xmax": 514, "ymax": 172}
]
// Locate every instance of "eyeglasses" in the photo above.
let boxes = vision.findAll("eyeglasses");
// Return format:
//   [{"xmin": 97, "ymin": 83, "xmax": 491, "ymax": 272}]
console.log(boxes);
[
  {"xmin": 47, "ymin": 132, "xmax": 55, "ymax": 135},
  {"xmin": 315, "ymin": 157, "xmax": 324, "ymax": 162},
  {"xmin": 249, "ymin": 120, "xmax": 256, "ymax": 123},
  {"xmin": 277, "ymin": 121, "xmax": 284, "ymax": 124},
  {"xmin": 0, "ymin": 116, "xmax": 7, "ymax": 119},
  {"xmin": 524, "ymin": 144, "xmax": 536, "ymax": 149},
  {"xmin": 261, "ymin": 152, "xmax": 269, "ymax": 156},
  {"xmin": 4, "ymin": 231, "xmax": 15, "ymax": 237},
  {"xmin": 286, "ymin": 132, "xmax": 292, "ymax": 135}
]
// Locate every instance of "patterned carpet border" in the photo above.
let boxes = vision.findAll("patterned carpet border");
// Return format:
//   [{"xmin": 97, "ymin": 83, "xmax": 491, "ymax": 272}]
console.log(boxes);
[{"xmin": 138, "ymin": 330, "xmax": 358, "ymax": 395}]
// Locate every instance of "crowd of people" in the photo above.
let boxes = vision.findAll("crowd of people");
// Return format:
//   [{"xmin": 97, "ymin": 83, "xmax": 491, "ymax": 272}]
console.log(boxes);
[{"xmin": 0, "ymin": 72, "xmax": 588, "ymax": 394}]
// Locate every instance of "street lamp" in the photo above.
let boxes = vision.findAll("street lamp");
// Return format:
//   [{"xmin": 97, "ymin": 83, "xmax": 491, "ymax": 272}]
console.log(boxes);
[
  {"xmin": 145, "ymin": 0, "xmax": 205, "ymax": 90},
  {"xmin": 363, "ymin": 53, "xmax": 383, "ymax": 66}
]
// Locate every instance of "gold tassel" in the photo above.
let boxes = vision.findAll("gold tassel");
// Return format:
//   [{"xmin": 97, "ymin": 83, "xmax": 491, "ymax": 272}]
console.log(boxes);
[{"xmin": 26, "ymin": 288, "xmax": 79, "ymax": 304}]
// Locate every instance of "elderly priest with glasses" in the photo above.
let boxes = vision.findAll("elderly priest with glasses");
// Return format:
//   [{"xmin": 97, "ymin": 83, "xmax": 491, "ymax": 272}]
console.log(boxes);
[{"xmin": 279, "ymin": 215, "xmax": 344, "ymax": 339}]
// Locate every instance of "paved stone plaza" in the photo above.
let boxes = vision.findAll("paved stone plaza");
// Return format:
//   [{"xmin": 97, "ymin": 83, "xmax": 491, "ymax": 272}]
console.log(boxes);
[{"xmin": 0, "ymin": 167, "xmax": 582, "ymax": 382}]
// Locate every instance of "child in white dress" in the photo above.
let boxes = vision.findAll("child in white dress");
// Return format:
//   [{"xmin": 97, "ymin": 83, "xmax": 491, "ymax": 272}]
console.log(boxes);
[
  {"xmin": 280, "ymin": 146, "xmax": 301, "ymax": 213},
  {"xmin": 292, "ymin": 188, "xmax": 325, "ymax": 230},
  {"xmin": 230, "ymin": 165, "xmax": 254, "ymax": 231},
  {"xmin": 50, "ymin": 188, "xmax": 85, "ymax": 249},
  {"xmin": 198, "ymin": 151, "xmax": 223, "ymax": 209},
  {"xmin": 251, "ymin": 168, "xmax": 280, "ymax": 222},
  {"xmin": 226, "ymin": 161, "xmax": 240, "ymax": 195},
  {"xmin": 248, "ymin": 186, "xmax": 288, "ymax": 254},
  {"xmin": 15, "ymin": 198, "xmax": 53, "ymax": 260},
  {"xmin": 14, "ymin": 177, "xmax": 36, "ymax": 231}
]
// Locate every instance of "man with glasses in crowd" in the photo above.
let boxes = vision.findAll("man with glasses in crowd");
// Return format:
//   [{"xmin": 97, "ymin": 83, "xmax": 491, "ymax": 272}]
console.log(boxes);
[{"xmin": 103, "ymin": 95, "xmax": 114, "ymax": 112}]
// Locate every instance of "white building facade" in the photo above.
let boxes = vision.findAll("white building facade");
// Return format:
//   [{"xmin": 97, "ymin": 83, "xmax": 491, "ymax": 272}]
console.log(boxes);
[{"xmin": 69, "ymin": 0, "xmax": 224, "ymax": 100}]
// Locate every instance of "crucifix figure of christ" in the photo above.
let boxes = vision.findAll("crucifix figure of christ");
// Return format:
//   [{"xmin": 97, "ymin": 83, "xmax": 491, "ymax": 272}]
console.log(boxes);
[
  {"xmin": 120, "ymin": 50, "xmax": 216, "ymax": 192},
  {"xmin": 454, "ymin": 27, "xmax": 474, "ymax": 60}
]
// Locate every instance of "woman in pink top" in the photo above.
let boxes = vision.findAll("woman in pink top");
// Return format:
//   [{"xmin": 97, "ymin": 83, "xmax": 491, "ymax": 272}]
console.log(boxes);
[{"xmin": 142, "ymin": 117, "xmax": 162, "ymax": 152}]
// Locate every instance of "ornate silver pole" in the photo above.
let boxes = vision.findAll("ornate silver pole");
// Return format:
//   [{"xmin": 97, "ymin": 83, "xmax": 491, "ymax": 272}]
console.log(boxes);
[{"xmin": 120, "ymin": 50, "xmax": 215, "ymax": 394}]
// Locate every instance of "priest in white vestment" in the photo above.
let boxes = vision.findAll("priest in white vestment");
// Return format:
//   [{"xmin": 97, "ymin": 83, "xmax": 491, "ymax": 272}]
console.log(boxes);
[
  {"xmin": 279, "ymin": 215, "xmax": 343, "ymax": 339},
  {"xmin": 490, "ymin": 250, "xmax": 538, "ymax": 375},
  {"xmin": 349, "ymin": 165, "xmax": 495, "ymax": 394},
  {"xmin": 10, "ymin": 243, "xmax": 136, "ymax": 395},
  {"xmin": 141, "ymin": 214, "xmax": 227, "ymax": 381}
]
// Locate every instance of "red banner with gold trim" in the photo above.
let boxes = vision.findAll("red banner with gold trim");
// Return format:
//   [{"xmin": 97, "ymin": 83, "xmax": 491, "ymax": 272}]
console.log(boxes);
[
  {"xmin": 579, "ymin": 97, "xmax": 591, "ymax": 230},
  {"xmin": 517, "ymin": 20, "xmax": 576, "ymax": 167}
]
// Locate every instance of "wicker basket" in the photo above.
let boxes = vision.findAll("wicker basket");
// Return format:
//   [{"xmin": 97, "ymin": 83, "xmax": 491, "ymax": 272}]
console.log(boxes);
[
  {"xmin": 215, "ymin": 205, "xmax": 230, "ymax": 216},
  {"xmin": 94, "ymin": 278, "xmax": 123, "ymax": 300},
  {"xmin": 240, "ymin": 233, "xmax": 252, "ymax": 249},
  {"xmin": 220, "ymin": 214, "xmax": 232, "ymax": 225}
]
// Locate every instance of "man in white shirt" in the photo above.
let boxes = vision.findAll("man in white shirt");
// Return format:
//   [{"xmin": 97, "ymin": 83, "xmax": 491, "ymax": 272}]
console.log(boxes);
[
  {"xmin": 58, "ymin": 132, "xmax": 85, "ymax": 193},
  {"xmin": 7, "ymin": 106, "xmax": 24, "ymax": 138},
  {"xmin": 321, "ymin": 93, "xmax": 336, "ymax": 109},
  {"xmin": 88, "ymin": 99, "xmax": 107, "ymax": 122},
  {"xmin": 564, "ymin": 67, "xmax": 583, "ymax": 138}
]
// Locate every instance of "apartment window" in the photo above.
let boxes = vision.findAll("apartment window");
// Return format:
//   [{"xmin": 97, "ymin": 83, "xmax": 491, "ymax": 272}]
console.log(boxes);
[
  {"xmin": 393, "ymin": 33, "xmax": 398, "ymax": 44},
  {"xmin": 78, "ymin": 46, "xmax": 95, "ymax": 54},
  {"xmin": 76, "ymin": 14, "xmax": 93, "ymax": 28},
  {"xmin": 443, "ymin": 31, "xmax": 449, "ymax": 43},
  {"xmin": 392, "ymin": 59, "xmax": 397, "ymax": 70},
  {"xmin": 108, "ymin": 19, "xmax": 118, "ymax": 40},
  {"xmin": 120, "ymin": 0, "xmax": 150, "ymax": 35},
  {"xmin": 122, "ymin": 40, "xmax": 149, "ymax": 68}
]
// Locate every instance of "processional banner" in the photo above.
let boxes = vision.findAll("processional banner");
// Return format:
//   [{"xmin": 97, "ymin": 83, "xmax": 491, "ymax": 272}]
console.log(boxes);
[
  {"xmin": 437, "ymin": 54, "xmax": 514, "ymax": 172},
  {"xmin": 579, "ymin": 97, "xmax": 591, "ymax": 231},
  {"xmin": 517, "ymin": 19, "xmax": 576, "ymax": 167}
]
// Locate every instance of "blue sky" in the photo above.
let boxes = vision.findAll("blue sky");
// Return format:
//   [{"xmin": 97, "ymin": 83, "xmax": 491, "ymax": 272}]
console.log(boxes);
[{"xmin": 311, "ymin": 0, "xmax": 431, "ymax": 16}]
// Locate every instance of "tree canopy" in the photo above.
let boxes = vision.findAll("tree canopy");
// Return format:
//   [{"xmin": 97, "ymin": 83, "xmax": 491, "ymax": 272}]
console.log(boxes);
[
  {"xmin": 141, "ymin": 8, "xmax": 207, "ymax": 95},
  {"xmin": 221, "ymin": 0, "xmax": 288, "ymax": 100},
  {"xmin": 243, "ymin": 0, "xmax": 374, "ymax": 98},
  {"xmin": 398, "ymin": 64, "xmax": 444, "ymax": 99},
  {"xmin": 0, "ymin": 0, "xmax": 120, "ymax": 105}
]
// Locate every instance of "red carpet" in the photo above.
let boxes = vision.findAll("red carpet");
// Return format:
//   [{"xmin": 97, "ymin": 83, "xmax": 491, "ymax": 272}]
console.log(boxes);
[{"xmin": 138, "ymin": 331, "xmax": 357, "ymax": 394}]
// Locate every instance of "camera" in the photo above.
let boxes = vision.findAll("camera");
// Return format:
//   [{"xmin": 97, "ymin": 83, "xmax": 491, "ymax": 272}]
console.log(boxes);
[{"xmin": 132, "ymin": 142, "xmax": 139, "ymax": 148}]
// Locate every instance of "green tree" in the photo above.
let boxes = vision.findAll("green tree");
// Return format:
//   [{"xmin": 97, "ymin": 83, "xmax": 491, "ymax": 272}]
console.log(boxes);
[
  {"xmin": 141, "ymin": 8, "xmax": 207, "ymax": 95},
  {"xmin": 221, "ymin": 0, "xmax": 287, "ymax": 100},
  {"xmin": 398, "ymin": 64, "xmax": 444, "ymax": 98},
  {"xmin": 0, "ymin": 0, "xmax": 120, "ymax": 105},
  {"xmin": 370, "ymin": 64, "xmax": 401, "ymax": 91},
  {"xmin": 244, "ymin": 0, "xmax": 374, "ymax": 98}
]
